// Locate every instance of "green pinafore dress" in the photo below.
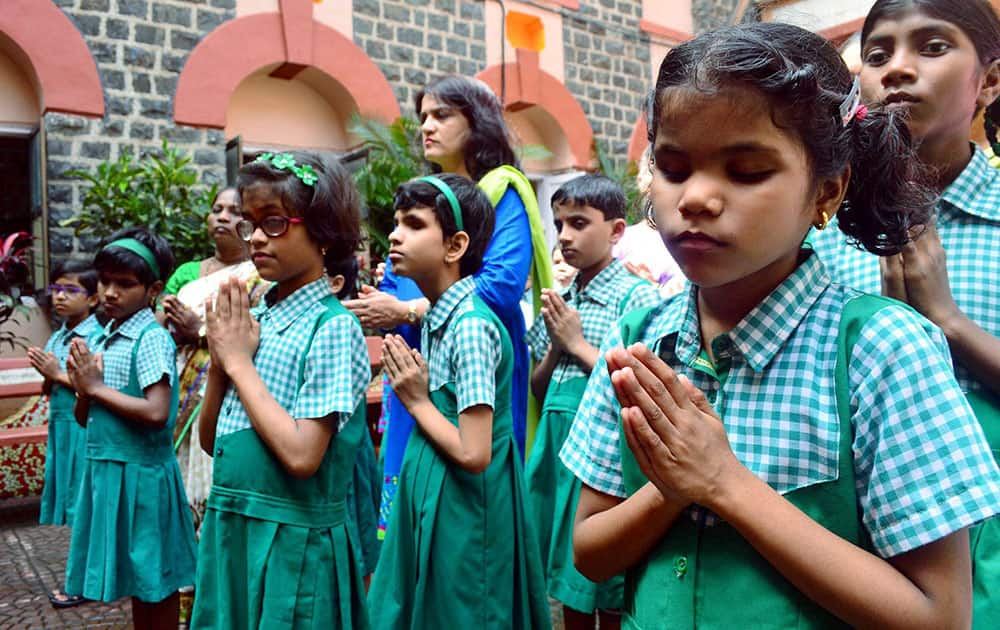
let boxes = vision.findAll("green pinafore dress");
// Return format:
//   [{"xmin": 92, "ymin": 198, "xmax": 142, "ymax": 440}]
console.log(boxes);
[
  {"xmin": 966, "ymin": 388, "xmax": 1000, "ymax": 630},
  {"xmin": 615, "ymin": 296, "xmax": 885, "ymax": 629},
  {"xmin": 40, "ymin": 382, "xmax": 88, "ymax": 527},
  {"xmin": 64, "ymin": 321, "xmax": 197, "ymax": 603},
  {"xmin": 368, "ymin": 297, "xmax": 552, "ymax": 630},
  {"xmin": 191, "ymin": 297, "xmax": 369, "ymax": 630}
]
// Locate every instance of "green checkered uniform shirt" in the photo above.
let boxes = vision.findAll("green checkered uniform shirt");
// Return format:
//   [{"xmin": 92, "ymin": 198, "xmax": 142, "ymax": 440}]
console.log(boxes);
[
  {"xmin": 421, "ymin": 276, "xmax": 503, "ymax": 412},
  {"xmin": 92, "ymin": 308, "xmax": 175, "ymax": 392},
  {"xmin": 560, "ymin": 251, "xmax": 1000, "ymax": 557},
  {"xmin": 525, "ymin": 258, "xmax": 660, "ymax": 384},
  {"xmin": 215, "ymin": 278, "xmax": 370, "ymax": 437},
  {"xmin": 811, "ymin": 145, "xmax": 1000, "ymax": 397}
]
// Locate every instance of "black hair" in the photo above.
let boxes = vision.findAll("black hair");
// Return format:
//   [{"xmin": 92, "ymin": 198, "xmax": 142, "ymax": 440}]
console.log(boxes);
[
  {"xmin": 552, "ymin": 174, "xmax": 627, "ymax": 220},
  {"xmin": 393, "ymin": 173, "xmax": 495, "ymax": 277},
  {"xmin": 327, "ymin": 256, "xmax": 359, "ymax": 300},
  {"xmin": 94, "ymin": 226, "xmax": 175, "ymax": 287},
  {"xmin": 414, "ymin": 75, "xmax": 520, "ymax": 181},
  {"xmin": 649, "ymin": 21, "xmax": 936, "ymax": 256},
  {"xmin": 50, "ymin": 260, "xmax": 98, "ymax": 296},
  {"xmin": 862, "ymin": 0, "xmax": 1000, "ymax": 155},
  {"xmin": 238, "ymin": 151, "xmax": 362, "ymax": 273}
]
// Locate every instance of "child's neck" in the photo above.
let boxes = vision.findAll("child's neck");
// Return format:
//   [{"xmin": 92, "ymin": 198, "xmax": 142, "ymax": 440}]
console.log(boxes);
[
  {"xmin": 110, "ymin": 307, "xmax": 147, "ymax": 330},
  {"xmin": 415, "ymin": 266, "xmax": 462, "ymax": 305},
  {"xmin": 918, "ymin": 134, "xmax": 973, "ymax": 191},
  {"xmin": 65, "ymin": 311, "xmax": 89, "ymax": 330},
  {"xmin": 575, "ymin": 254, "xmax": 614, "ymax": 290}
]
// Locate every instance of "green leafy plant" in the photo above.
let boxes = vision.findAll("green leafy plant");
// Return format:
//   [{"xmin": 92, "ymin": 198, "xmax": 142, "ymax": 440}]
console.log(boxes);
[
  {"xmin": 594, "ymin": 140, "xmax": 644, "ymax": 225},
  {"xmin": 62, "ymin": 139, "xmax": 218, "ymax": 264},
  {"xmin": 0, "ymin": 232, "xmax": 34, "ymax": 351},
  {"xmin": 349, "ymin": 115, "xmax": 425, "ymax": 258}
]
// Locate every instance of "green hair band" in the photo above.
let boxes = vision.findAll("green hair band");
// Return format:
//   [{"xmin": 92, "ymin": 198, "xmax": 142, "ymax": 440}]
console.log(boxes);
[
  {"xmin": 103, "ymin": 238, "xmax": 161, "ymax": 280},
  {"xmin": 417, "ymin": 176, "xmax": 463, "ymax": 231},
  {"xmin": 254, "ymin": 152, "xmax": 319, "ymax": 187}
]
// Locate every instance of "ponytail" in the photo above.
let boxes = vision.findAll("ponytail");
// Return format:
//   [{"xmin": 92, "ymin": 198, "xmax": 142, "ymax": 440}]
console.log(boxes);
[{"xmin": 838, "ymin": 108, "xmax": 937, "ymax": 256}]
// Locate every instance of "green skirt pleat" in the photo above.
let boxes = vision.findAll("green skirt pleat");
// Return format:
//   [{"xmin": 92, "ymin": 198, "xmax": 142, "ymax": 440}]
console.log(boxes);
[
  {"xmin": 346, "ymin": 429, "xmax": 382, "ymax": 575},
  {"xmin": 39, "ymin": 413, "xmax": 88, "ymax": 527},
  {"xmin": 526, "ymin": 406, "xmax": 623, "ymax": 613},
  {"xmin": 192, "ymin": 509, "xmax": 368, "ymax": 629},
  {"xmin": 64, "ymin": 457, "xmax": 197, "ymax": 602},
  {"xmin": 368, "ymin": 428, "xmax": 551, "ymax": 629},
  {"xmin": 972, "ymin": 516, "xmax": 1000, "ymax": 630}
]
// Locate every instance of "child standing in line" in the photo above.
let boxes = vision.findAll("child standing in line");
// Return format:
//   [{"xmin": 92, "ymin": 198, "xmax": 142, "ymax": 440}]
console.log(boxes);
[
  {"xmin": 810, "ymin": 4, "xmax": 1000, "ymax": 622},
  {"xmin": 28, "ymin": 261, "xmax": 101, "ymax": 609},
  {"xmin": 524, "ymin": 175, "xmax": 659, "ymax": 630},
  {"xmin": 192, "ymin": 152, "xmax": 371, "ymax": 629},
  {"xmin": 368, "ymin": 174, "xmax": 551, "ymax": 629},
  {"xmin": 561, "ymin": 22, "xmax": 1000, "ymax": 629},
  {"xmin": 64, "ymin": 228, "xmax": 196, "ymax": 630},
  {"xmin": 328, "ymin": 255, "xmax": 383, "ymax": 586}
]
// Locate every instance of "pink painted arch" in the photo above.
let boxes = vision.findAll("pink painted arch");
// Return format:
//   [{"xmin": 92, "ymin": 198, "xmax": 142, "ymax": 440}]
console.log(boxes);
[
  {"xmin": 174, "ymin": 13, "xmax": 399, "ymax": 128},
  {"xmin": 477, "ymin": 58, "xmax": 594, "ymax": 171},
  {"xmin": 0, "ymin": 0, "xmax": 104, "ymax": 117}
]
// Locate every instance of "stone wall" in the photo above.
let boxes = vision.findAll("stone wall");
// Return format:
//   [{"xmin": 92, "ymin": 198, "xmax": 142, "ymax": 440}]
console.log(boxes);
[{"xmin": 47, "ymin": 0, "xmax": 234, "ymax": 260}]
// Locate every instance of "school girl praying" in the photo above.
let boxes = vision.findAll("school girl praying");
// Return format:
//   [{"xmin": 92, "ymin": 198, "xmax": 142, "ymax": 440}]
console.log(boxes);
[
  {"xmin": 560, "ymin": 22, "xmax": 1000, "ymax": 629},
  {"xmin": 810, "ymin": 2, "xmax": 1000, "ymax": 623},
  {"xmin": 191, "ymin": 152, "xmax": 371, "ymax": 629},
  {"xmin": 368, "ymin": 174, "xmax": 551, "ymax": 629},
  {"xmin": 64, "ymin": 228, "xmax": 196, "ymax": 630}
]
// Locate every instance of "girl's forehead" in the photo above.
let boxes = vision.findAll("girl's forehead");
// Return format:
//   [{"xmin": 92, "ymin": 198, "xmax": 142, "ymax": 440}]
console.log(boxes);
[
  {"xmin": 241, "ymin": 183, "xmax": 289, "ymax": 214},
  {"xmin": 55, "ymin": 273, "xmax": 84, "ymax": 286}
]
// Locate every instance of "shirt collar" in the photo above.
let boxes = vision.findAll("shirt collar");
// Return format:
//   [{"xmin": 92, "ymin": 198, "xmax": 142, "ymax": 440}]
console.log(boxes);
[
  {"xmin": 101, "ymin": 307, "xmax": 155, "ymax": 341},
  {"xmin": 425, "ymin": 276, "xmax": 475, "ymax": 334},
  {"xmin": 940, "ymin": 145, "xmax": 1000, "ymax": 222},
  {"xmin": 258, "ymin": 277, "xmax": 333, "ymax": 333},
  {"xmin": 659, "ymin": 250, "xmax": 831, "ymax": 372},
  {"xmin": 68, "ymin": 313, "xmax": 101, "ymax": 338},
  {"xmin": 566, "ymin": 258, "xmax": 630, "ymax": 307}
]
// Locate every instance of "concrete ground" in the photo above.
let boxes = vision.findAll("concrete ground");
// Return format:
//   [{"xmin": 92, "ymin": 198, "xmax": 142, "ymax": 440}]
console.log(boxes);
[{"xmin": 0, "ymin": 498, "xmax": 132, "ymax": 629}]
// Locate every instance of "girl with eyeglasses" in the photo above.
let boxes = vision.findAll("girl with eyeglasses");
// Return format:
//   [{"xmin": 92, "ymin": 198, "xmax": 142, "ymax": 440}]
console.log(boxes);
[
  {"xmin": 27, "ymin": 261, "xmax": 101, "ymax": 609},
  {"xmin": 191, "ymin": 152, "xmax": 372, "ymax": 629}
]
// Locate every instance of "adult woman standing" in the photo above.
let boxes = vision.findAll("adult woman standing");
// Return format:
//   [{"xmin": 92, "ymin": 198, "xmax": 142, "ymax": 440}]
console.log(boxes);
[
  {"xmin": 158, "ymin": 187, "xmax": 269, "ymax": 528},
  {"xmin": 345, "ymin": 75, "xmax": 553, "ymax": 534}
]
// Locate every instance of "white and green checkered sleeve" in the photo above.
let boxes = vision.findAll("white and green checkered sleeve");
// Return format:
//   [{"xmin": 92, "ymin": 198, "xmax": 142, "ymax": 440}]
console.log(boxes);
[
  {"xmin": 623, "ymin": 281, "xmax": 662, "ymax": 314},
  {"xmin": 851, "ymin": 305, "xmax": 1000, "ymax": 557},
  {"xmin": 292, "ymin": 313, "xmax": 371, "ymax": 429},
  {"xmin": 134, "ymin": 326, "xmax": 176, "ymax": 390},
  {"xmin": 560, "ymin": 326, "xmax": 627, "ymax": 498},
  {"xmin": 525, "ymin": 314, "xmax": 550, "ymax": 362},
  {"xmin": 451, "ymin": 315, "xmax": 502, "ymax": 412}
]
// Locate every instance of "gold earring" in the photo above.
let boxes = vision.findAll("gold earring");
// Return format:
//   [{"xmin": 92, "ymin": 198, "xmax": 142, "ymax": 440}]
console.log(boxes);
[{"xmin": 814, "ymin": 211, "xmax": 829, "ymax": 231}]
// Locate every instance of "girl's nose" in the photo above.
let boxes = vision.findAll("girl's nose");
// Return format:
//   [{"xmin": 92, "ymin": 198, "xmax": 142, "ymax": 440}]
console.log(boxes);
[
  {"xmin": 881, "ymin": 50, "xmax": 917, "ymax": 88},
  {"xmin": 388, "ymin": 226, "xmax": 402, "ymax": 245},
  {"xmin": 676, "ymin": 173, "xmax": 724, "ymax": 217}
]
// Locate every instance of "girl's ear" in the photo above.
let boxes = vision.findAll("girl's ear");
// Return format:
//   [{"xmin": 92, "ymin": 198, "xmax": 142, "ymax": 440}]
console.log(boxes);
[
  {"xmin": 147, "ymin": 280, "xmax": 165, "ymax": 305},
  {"xmin": 443, "ymin": 231, "xmax": 470, "ymax": 266},
  {"xmin": 812, "ymin": 166, "xmax": 850, "ymax": 227},
  {"xmin": 977, "ymin": 59, "xmax": 1000, "ymax": 112}
]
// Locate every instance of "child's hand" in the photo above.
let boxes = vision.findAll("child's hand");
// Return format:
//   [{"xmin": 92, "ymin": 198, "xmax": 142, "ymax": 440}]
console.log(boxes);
[
  {"xmin": 382, "ymin": 334, "xmax": 430, "ymax": 409},
  {"xmin": 66, "ymin": 338, "xmax": 103, "ymax": 398},
  {"xmin": 27, "ymin": 347, "xmax": 60, "ymax": 380},
  {"xmin": 880, "ymin": 223, "xmax": 960, "ymax": 329},
  {"xmin": 205, "ymin": 277, "xmax": 260, "ymax": 375},
  {"xmin": 607, "ymin": 343, "xmax": 743, "ymax": 508},
  {"xmin": 541, "ymin": 289, "xmax": 585, "ymax": 355}
]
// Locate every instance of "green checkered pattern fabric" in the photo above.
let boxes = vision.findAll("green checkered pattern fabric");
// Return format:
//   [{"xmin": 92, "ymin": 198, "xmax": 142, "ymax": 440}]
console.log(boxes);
[
  {"xmin": 45, "ymin": 313, "xmax": 102, "ymax": 370},
  {"xmin": 92, "ymin": 308, "xmax": 175, "ymax": 391},
  {"xmin": 560, "ymin": 251, "xmax": 1000, "ymax": 557},
  {"xmin": 811, "ymin": 146, "xmax": 1000, "ymax": 396},
  {"xmin": 216, "ymin": 278, "xmax": 370, "ymax": 437},
  {"xmin": 422, "ymin": 276, "xmax": 503, "ymax": 412},
  {"xmin": 526, "ymin": 258, "xmax": 660, "ymax": 384}
]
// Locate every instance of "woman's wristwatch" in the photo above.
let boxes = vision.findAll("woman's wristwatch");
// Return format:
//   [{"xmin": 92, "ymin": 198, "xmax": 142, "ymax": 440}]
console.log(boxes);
[{"xmin": 406, "ymin": 301, "xmax": 418, "ymax": 325}]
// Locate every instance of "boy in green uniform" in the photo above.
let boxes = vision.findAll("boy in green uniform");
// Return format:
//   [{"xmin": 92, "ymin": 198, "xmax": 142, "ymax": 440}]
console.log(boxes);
[
  {"xmin": 524, "ymin": 175, "xmax": 659, "ymax": 630},
  {"xmin": 369, "ymin": 173, "xmax": 551, "ymax": 629}
]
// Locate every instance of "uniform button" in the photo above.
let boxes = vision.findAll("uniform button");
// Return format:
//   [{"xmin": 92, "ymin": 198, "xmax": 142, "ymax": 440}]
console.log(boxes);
[
  {"xmin": 673, "ymin": 556, "xmax": 688, "ymax": 578},
  {"xmin": 215, "ymin": 447, "xmax": 223, "ymax": 457}
]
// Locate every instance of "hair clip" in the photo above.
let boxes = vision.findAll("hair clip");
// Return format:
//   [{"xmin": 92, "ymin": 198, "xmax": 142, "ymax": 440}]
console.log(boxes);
[
  {"xmin": 839, "ymin": 76, "xmax": 863, "ymax": 127},
  {"xmin": 254, "ymin": 152, "xmax": 319, "ymax": 187}
]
